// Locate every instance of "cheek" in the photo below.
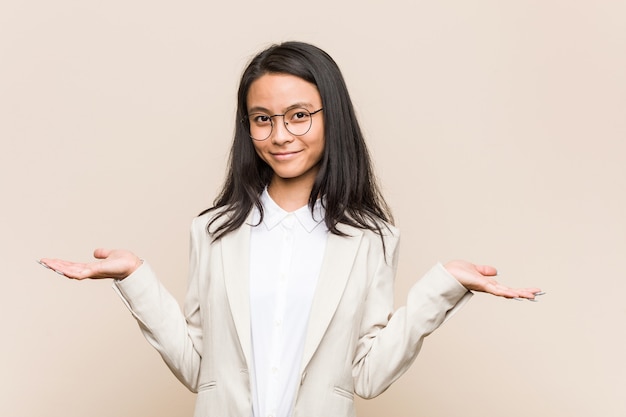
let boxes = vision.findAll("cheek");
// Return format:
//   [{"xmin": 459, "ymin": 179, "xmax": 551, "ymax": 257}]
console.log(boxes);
[
  {"xmin": 249, "ymin": 142, "xmax": 268, "ymax": 167},
  {"xmin": 315, "ymin": 136, "xmax": 326, "ymax": 160},
  {"xmin": 313, "ymin": 124, "xmax": 325, "ymax": 155},
  {"xmin": 251, "ymin": 142, "xmax": 266, "ymax": 159}
]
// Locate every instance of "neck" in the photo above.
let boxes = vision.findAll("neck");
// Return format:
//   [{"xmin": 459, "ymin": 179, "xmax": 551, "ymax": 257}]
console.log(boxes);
[{"xmin": 267, "ymin": 176, "xmax": 315, "ymax": 212}]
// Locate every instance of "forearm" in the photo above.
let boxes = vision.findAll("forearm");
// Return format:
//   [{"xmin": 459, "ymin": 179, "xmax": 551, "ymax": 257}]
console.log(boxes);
[
  {"xmin": 112, "ymin": 262, "xmax": 202, "ymax": 391},
  {"xmin": 352, "ymin": 263, "xmax": 471, "ymax": 398}
]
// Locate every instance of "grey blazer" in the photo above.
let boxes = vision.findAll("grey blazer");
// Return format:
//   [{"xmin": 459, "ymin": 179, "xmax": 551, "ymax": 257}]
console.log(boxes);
[{"xmin": 113, "ymin": 211, "xmax": 471, "ymax": 417}]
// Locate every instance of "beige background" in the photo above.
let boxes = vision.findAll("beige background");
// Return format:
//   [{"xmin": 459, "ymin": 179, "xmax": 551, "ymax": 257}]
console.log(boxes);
[{"xmin": 1, "ymin": 0, "xmax": 624, "ymax": 416}]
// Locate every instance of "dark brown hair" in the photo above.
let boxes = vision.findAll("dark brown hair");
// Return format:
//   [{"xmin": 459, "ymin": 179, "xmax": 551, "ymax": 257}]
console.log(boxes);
[{"xmin": 202, "ymin": 41, "xmax": 392, "ymax": 240}]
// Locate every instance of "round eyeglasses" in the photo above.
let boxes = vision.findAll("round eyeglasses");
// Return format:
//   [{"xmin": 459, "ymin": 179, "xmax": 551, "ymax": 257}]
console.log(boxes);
[{"xmin": 245, "ymin": 107, "xmax": 323, "ymax": 141}]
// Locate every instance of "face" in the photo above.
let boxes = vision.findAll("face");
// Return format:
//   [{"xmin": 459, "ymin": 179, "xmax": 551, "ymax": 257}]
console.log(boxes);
[{"xmin": 246, "ymin": 73, "xmax": 325, "ymax": 188}]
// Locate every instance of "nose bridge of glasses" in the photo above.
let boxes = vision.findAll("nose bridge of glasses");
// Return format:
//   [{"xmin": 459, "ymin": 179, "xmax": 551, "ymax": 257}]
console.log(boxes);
[{"xmin": 270, "ymin": 113, "xmax": 291, "ymax": 135}]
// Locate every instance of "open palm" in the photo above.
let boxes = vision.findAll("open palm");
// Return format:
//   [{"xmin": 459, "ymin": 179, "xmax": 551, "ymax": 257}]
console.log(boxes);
[{"xmin": 39, "ymin": 248, "xmax": 141, "ymax": 280}]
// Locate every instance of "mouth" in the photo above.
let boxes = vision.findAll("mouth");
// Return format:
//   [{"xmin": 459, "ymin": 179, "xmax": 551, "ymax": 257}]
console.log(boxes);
[{"xmin": 271, "ymin": 150, "xmax": 302, "ymax": 160}]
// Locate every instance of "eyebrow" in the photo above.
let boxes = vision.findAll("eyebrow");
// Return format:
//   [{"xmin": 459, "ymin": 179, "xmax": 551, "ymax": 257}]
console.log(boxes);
[{"xmin": 247, "ymin": 102, "xmax": 317, "ymax": 114}]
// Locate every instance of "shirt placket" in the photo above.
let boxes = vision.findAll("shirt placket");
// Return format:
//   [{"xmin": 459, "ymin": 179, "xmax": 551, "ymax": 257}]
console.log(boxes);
[{"xmin": 266, "ymin": 214, "xmax": 295, "ymax": 417}]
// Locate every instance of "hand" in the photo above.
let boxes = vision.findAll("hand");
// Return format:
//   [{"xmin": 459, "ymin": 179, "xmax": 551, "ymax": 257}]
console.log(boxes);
[
  {"xmin": 39, "ymin": 248, "xmax": 142, "ymax": 281},
  {"xmin": 444, "ymin": 260, "xmax": 542, "ymax": 300}
]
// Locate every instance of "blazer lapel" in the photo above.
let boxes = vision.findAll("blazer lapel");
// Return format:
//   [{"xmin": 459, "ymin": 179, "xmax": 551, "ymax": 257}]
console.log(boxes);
[
  {"xmin": 300, "ymin": 225, "xmax": 363, "ymax": 371},
  {"xmin": 221, "ymin": 217, "xmax": 253, "ymax": 369}
]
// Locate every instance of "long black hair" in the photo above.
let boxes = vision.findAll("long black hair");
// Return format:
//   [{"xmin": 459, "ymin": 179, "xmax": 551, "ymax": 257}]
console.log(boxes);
[{"xmin": 203, "ymin": 41, "xmax": 393, "ymax": 240}]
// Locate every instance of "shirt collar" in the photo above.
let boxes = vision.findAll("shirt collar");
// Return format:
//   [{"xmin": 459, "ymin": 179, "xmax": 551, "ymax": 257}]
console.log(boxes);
[{"xmin": 258, "ymin": 188, "xmax": 325, "ymax": 233}]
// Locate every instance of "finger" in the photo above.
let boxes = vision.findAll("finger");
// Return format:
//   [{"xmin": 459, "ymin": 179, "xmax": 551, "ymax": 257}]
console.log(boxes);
[
  {"xmin": 483, "ymin": 280, "xmax": 536, "ymax": 298},
  {"xmin": 50, "ymin": 262, "xmax": 89, "ymax": 279},
  {"xmin": 38, "ymin": 258, "xmax": 93, "ymax": 280},
  {"xmin": 38, "ymin": 259, "xmax": 53, "ymax": 269},
  {"xmin": 514, "ymin": 288, "xmax": 544, "ymax": 300},
  {"xmin": 93, "ymin": 248, "xmax": 112, "ymax": 259},
  {"xmin": 475, "ymin": 264, "xmax": 498, "ymax": 276},
  {"xmin": 39, "ymin": 258, "xmax": 74, "ymax": 271},
  {"xmin": 486, "ymin": 284, "xmax": 519, "ymax": 299},
  {"xmin": 37, "ymin": 259, "xmax": 65, "ymax": 276},
  {"xmin": 496, "ymin": 285, "xmax": 544, "ymax": 300}
]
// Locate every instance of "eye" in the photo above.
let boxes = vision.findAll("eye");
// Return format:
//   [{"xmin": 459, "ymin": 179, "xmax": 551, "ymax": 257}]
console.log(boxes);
[
  {"xmin": 250, "ymin": 113, "xmax": 271, "ymax": 125},
  {"xmin": 288, "ymin": 109, "xmax": 311, "ymax": 123}
]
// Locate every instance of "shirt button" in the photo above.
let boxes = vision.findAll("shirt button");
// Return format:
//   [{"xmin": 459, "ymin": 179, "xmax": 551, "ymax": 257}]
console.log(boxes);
[
  {"xmin": 271, "ymin": 367, "xmax": 278, "ymax": 374},
  {"xmin": 275, "ymin": 319, "xmax": 282, "ymax": 327}
]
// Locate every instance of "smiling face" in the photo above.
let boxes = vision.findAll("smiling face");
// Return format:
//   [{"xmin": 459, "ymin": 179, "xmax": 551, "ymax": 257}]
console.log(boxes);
[{"xmin": 246, "ymin": 73, "xmax": 325, "ymax": 194}]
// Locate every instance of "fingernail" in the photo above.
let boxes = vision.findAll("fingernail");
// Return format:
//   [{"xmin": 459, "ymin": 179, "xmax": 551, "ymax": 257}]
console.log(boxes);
[
  {"xmin": 512, "ymin": 297, "xmax": 524, "ymax": 301},
  {"xmin": 528, "ymin": 298, "xmax": 539, "ymax": 302},
  {"xmin": 534, "ymin": 291, "xmax": 546, "ymax": 296},
  {"xmin": 55, "ymin": 270, "xmax": 66, "ymax": 277},
  {"xmin": 37, "ymin": 260, "xmax": 51, "ymax": 269}
]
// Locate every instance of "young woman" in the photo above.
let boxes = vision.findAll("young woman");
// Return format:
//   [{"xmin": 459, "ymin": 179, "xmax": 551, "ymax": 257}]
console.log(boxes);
[{"xmin": 40, "ymin": 41, "xmax": 542, "ymax": 417}]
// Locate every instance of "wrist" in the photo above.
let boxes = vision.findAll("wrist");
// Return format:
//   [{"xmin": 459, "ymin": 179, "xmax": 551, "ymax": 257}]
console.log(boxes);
[{"xmin": 116, "ymin": 256, "xmax": 143, "ymax": 281}]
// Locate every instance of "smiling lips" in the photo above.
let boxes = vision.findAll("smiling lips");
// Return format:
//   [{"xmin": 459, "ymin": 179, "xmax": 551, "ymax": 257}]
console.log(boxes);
[{"xmin": 271, "ymin": 150, "xmax": 303, "ymax": 160}]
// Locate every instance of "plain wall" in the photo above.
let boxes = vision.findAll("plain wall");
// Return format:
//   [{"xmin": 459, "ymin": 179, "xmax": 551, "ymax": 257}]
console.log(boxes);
[{"xmin": 1, "ymin": 1, "xmax": 624, "ymax": 416}]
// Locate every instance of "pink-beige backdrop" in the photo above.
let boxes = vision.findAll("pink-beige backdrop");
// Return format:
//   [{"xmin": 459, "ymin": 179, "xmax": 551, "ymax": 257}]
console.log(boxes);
[{"xmin": 1, "ymin": 1, "xmax": 624, "ymax": 416}]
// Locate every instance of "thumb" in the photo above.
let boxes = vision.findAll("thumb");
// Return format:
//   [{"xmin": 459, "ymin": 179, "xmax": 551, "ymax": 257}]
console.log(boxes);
[
  {"xmin": 93, "ymin": 248, "xmax": 112, "ymax": 259},
  {"xmin": 476, "ymin": 264, "xmax": 498, "ymax": 276}
]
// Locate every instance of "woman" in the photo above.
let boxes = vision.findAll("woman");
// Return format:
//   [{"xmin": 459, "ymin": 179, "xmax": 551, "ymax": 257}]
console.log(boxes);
[{"xmin": 40, "ymin": 41, "xmax": 541, "ymax": 417}]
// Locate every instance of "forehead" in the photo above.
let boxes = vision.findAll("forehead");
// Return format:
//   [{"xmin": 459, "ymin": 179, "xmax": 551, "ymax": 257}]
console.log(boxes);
[{"xmin": 246, "ymin": 73, "xmax": 321, "ymax": 111}]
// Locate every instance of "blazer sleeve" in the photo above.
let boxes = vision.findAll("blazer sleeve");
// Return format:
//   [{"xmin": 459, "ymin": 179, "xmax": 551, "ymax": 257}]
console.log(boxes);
[
  {"xmin": 111, "ymin": 217, "xmax": 204, "ymax": 392},
  {"xmin": 351, "ymin": 232, "xmax": 472, "ymax": 398}
]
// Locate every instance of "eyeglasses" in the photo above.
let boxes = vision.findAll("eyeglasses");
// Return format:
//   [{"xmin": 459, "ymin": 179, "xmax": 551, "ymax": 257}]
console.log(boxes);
[{"xmin": 245, "ymin": 107, "xmax": 323, "ymax": 141}]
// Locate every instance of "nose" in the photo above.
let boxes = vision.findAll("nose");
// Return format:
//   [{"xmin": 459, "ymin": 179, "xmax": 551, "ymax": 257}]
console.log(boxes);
[{"xmin": 270, "ymin": 116, "xmax": 294, "ymax": 145}]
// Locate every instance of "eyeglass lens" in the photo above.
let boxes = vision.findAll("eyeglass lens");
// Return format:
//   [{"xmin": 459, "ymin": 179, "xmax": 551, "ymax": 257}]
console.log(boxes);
[{"xmin": 248, "ymin": 108, "xmax": 314, "ymax": 141}]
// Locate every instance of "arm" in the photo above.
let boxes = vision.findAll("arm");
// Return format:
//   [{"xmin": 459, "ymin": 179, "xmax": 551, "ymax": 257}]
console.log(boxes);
[
  {"xmin": 351, "ymin": 233, "xmax": 468, "ymax": 398},
  {"xmin": 352, "ymin": 234, "xmax": 542, "ymax": 398},
  {"xmin": 112, "ymin": 255, "xmax": 203, "ymax": 391},
  {"xmin": 39, "ymin": 218, "xmax": 206, "ymax": 392}
]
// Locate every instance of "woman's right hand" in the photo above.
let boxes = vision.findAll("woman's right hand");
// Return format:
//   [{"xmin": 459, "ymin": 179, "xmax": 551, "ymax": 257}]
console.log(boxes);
[{"xmin": 39, "ymin": 248, "xmax": 142, "ymax": 281}]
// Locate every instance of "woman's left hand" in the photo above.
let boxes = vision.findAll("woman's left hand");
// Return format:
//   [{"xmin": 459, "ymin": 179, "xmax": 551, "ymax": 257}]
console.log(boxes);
[{"xmin": 444, "ymin": 260, "xmax": 542, "ymax": 300}]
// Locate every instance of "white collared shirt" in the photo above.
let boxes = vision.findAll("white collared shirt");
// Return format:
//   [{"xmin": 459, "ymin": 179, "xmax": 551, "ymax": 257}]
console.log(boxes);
[{"xmin": 249, "ymin": 189, "xmax": 328, "ymax": 417}]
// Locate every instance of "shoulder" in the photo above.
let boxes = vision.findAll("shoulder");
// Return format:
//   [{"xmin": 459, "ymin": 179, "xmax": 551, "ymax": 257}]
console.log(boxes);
[
  {"xmin": 191, "ymin": 206, "xmax": 253, "ymax": 239},
  {"xmin": 192, "ymin": 208, "xmax": 220, "ymax": 229},
  {"xmin": 190, "ymin": 207, "xmax": 227, "ymax": 236},
  {"xmin": 338, "ymin": 217, "xmax": 399, "ymax": 240},
  {"xmin": 363, "ymin": 220, "xmax": 399, "ymax": 242},
  {"xmin": 338, "ymin": 218, "xmax": 400, "ymax": 259}
]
